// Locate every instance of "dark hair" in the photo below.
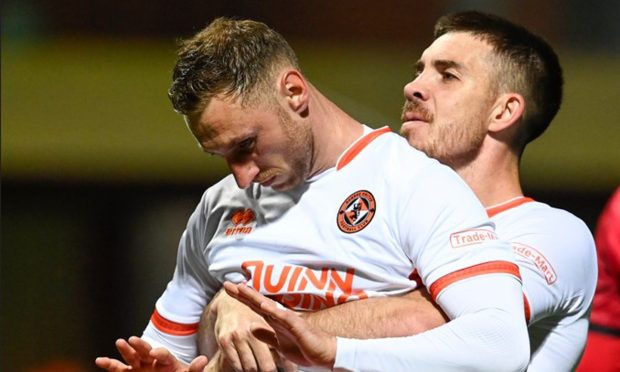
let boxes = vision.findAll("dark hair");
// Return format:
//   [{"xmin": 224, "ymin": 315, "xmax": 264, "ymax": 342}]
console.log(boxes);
[
  {"xmin": 168, "ymin": 17, "xmax": 299, "ymax": 115},
  {"xmin": 434, "ymin": 11, "xmax": 563, "ymax": 145}
]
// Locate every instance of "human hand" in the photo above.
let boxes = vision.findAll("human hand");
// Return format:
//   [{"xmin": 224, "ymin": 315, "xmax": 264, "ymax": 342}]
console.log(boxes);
[
  {"xmin": 204, "ymin": 290, "xmax": 287, "ymax": 371},
  {"xmin": 223, "ymin": 281, "xmax": 336, "ymax": 369},
  {"xmin": 196, "ymin": 348, "xmax": 296, "ymax": 372},
  {"xmin": 199, "ymin": 350, "xmax": 235, "ymax": 372},
  {"xmin": 95, "ymin": 336, "xmax": 208, "ymax": 372}
]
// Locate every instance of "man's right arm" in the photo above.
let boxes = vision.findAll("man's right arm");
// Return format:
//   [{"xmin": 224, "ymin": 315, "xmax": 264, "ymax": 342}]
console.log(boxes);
[
  {"xmin": 140, "ymin": 188, "xmax": 221, "ymax": 363},
  {"xmin": 302, "ymin": 287, "xmax": 447, "ymax": 338},
  {"xmin": 199, "ymin": 287, "xmax": 447, "ymax": 371}
]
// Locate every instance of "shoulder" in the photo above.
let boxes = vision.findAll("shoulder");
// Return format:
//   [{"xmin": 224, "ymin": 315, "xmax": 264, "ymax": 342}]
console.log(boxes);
[
  {"xmin": 520, "ymin": 201, "xmax": 592, "ymax": 239},
  {"xmin": 373, "ymin": 132, "xmax": 465, "ymax": 185},
  {"xmin": 495, "ymin": 201, "xmax": 589, "ymax": 236},
  {"xmin": 496, "ymin": 201, "xmax": 596, "ymax": 272}
]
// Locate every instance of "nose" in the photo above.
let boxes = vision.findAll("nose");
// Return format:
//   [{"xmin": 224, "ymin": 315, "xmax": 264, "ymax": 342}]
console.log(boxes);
[
  {"xmin": 228, "ymin": 158, "xmax": 260, "ymax": 189},
  {"xmin": 403, "ymin": 78, "xmax": 429, "ymax": 102}
]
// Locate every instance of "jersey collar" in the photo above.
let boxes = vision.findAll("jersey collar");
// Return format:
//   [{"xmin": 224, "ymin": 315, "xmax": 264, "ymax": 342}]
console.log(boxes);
[
  {"xmin": 486, "ymin": 196, "xmax": 535, "ymax": 218},
  {"xmin": 336, "ymin": 126, "xmax": 392, "ymax": 170}
]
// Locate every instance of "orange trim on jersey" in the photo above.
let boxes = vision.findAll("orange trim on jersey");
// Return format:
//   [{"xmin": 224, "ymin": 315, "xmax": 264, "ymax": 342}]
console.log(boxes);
[
  {"xmin": 336, "ymin": 126, "xmax": 392, "ymax": 170},
  {"xmin": 150, "ymin": 309, "xmax": 199, "ymax": 336},
  {"xmin": 523, "ymin": 293, "xmax": 531, "ymax": 324},
  {"xmin": 429, "ymin": 260, "xmax": 521, "ymax": 301},
  {"xmin": 486, "ymin": 197, "xmax": 535, "ymax": 218}
]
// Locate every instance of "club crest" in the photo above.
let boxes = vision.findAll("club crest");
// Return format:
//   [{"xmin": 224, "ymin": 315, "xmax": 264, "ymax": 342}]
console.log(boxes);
[{"xmin": 337, "ymin": 190, "xmax": 376, "ymax": 233}]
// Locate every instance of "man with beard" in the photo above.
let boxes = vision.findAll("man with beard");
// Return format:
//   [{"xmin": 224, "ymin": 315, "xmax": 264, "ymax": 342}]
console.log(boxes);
[
  {"xmin": 96, "ymin": 16, "xmax": 529, "ymax": 372},
  {"xmin": 225, "ymin": 11, "xmax": 597, "ymax": 371}
]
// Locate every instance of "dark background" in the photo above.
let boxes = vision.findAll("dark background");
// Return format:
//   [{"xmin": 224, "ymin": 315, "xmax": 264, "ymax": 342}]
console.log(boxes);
[{"xmin": 2, "ymin": 1, "xmax": 619, "ymax": 371}]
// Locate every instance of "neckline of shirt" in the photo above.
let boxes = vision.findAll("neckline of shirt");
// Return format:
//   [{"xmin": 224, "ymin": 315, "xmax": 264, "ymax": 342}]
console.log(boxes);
[
  {"xmin": 335, "ymin": 125, "xmax": 391, "ymax": 170},
  {"xmin": 486, "ymin": 196, "xmax": 535, "ymax": 218},
  {"xmin": 305, "ymin": 125, "xmax": 390, "ymax": 184}
]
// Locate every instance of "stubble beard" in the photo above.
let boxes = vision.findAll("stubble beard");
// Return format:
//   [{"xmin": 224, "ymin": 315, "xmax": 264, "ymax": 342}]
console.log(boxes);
[
  {"xmin": 274, "ymin": 106, "xmax": 313, "ymax": 191},
  {"xmin": 428, "ymin": 118, "xmax": 486, "ymax": 170},
  {"xmin": 401, "ymin": 100, "xmax": 486, "ymax": 170}
]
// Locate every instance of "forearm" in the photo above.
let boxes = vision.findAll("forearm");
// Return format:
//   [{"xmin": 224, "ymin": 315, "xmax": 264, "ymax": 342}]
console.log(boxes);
[
  {"xmin": 333, "ymin": 275, "xmax": 530, "ymax": 371},
  {"xmin": 197, "ymin": 291, "xmax": 220, "ymax": 358},
  {"xmin": 302, "ymin": 288, "xmax": 447, "ymax": 339}
]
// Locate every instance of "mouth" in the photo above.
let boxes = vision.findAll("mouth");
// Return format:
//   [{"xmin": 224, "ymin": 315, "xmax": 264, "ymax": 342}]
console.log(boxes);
[
  {"xmin": 401, "ymin": 111, "xmax": 429, "ymax": 124},
  {"xmin": 257, "ymin": 175, "xmax": 277, "ymax": 187}
]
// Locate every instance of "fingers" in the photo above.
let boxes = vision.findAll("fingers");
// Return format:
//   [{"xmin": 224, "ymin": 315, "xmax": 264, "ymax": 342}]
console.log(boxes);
[
  {"xmin": 279, "ymin": 358, "xmax": 299, "ymax": 372},
  {"xmin": 188, "ymin": 355, "xmax": 209, "ymax": 372},
  {"xmin": 128, "ymin": 336, "xmax": 155, "ymax": 365},
  {"xmin": 96, "ymin": 337, "xmax": 144, "ymax": 371},
  {"xmin": 250, "ymin": 323, "xmax": 279, "ymax": 348},
  {"xmin": 218, "ymin": 334, "xmax": 243, "ymax": 371},
  {"xmin": 203, "ymin": 350, "xmax": 236, "ymax": 372},
  {"xmin": 114, "ymin": 338, "xmax": 141, "ymax": 369},
  {"xmin": 245, "ymin": 336, "xmax": 278, "ymax": 372},
  {"xmin": 232, "ymin": 335, "xmax": 259, "ymax": 371},
  {"xmin": 223, "ymin": 282, "xmax": 293, "ymax": 335},
  {"xmin": 223, "ymin": 281, "xmax": 240, "ymax": 296},
  {"xmin": 223, "ymin": 281, "xmax": 276, "ymax": 316},
  {"xmin": 219, "ymin": 331, "xmax": 278, "ymax": 372},
  {"xmin": 149, "ymin": 347, "xmax": 177, "ymax": 366},
  {"xmin": 94, "ymin": 356, "xmax": 130, "ymax": 371},
  {"xmin": 236, "ymin": 285, "xmax": 290, "ymax": 326},
  {"xmin": 221, "ymin": 281, "xmax": 292, "ymax": 371}
]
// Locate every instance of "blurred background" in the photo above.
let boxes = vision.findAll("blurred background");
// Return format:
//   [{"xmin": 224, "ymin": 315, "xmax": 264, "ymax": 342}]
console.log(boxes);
[{"xmin": 2, "ymin": 0, "xmax": 619, "ymax": 370}]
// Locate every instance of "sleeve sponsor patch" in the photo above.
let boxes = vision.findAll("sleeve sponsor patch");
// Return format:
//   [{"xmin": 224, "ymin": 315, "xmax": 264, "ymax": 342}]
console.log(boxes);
[
  {"xmin": 512, "ymin": 242, "xmax": 557, "ymax": 285},
  {"xmin": 450, "ymin": 229, "xmax": 498, "ymax": 248}
]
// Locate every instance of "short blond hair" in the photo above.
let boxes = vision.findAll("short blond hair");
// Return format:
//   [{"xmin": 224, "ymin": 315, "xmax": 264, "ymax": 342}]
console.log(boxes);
[{"xmin": 168, "ymin": 17, "xmax": 300, "ymax": 115}]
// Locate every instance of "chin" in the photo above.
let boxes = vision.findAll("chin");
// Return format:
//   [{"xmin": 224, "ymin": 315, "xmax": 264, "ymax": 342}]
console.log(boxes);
[
  {"xmin": 406, "ymin": 136, "xmax": 417, "ymax": 147},
  {"xmin": 271, "ymin": 179, "xmax": 294, "ymax": 191},
  {"xmin": 407, "ymin": 138, "xmax": 427, "ymax": 153}
]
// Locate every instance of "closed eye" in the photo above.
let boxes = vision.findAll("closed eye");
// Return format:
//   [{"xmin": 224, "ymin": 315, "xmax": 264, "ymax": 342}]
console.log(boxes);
[
  {"xmin": 236, "ymin": 137, "xmax": 256, "ymax": 153},
  {"xmin": 441, "ymin": 72, "xmax": 458, "ymax": 81}
]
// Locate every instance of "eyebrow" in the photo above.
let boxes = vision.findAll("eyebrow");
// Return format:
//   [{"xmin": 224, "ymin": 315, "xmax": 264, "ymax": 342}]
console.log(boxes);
[{"xmin": 415, "ymin": 59, "xmax": 467, "ymax": 73}]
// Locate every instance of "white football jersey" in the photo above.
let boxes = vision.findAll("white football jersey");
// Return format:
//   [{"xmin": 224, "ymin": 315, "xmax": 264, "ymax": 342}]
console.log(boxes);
[
  {"xmin": 143, "ymin": 126, "xmax": 524, "ymax": 368},
  {"xmin": 487, "ymin": 197, "xmax": 597, "ymax": 371}
]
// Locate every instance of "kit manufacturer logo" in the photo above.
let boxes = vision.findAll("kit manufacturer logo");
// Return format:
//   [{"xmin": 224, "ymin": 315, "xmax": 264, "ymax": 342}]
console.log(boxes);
[{"xmin": 226, "ymin": 208, "xmax": 256, "ymax": 236}]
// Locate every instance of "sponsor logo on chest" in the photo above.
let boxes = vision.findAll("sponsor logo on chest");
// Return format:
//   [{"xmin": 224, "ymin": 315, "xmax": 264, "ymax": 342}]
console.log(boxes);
[{"xmin": 242, "ymin": 260, "xmax": 369, "ymax": 310}]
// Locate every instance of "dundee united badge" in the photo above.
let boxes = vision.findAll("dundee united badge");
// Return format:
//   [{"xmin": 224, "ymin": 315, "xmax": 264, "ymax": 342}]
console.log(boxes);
[{"xmin": 337, "ymin": 190, "xmax": 376, "ymax": 233}]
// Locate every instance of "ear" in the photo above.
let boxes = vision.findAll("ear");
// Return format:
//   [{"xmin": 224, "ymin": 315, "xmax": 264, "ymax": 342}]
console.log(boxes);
[
  {"xmin": 488, "ymin": 93, "xmax": 525, "ymax": 134},
  {"xmin": 279, "ymin": 69, "xmax": 308, "ymax": 114}
]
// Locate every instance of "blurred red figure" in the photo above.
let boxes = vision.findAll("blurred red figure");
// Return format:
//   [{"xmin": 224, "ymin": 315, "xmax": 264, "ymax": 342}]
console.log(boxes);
[{"xmin": 578, "ymin": 187, "xmax": 620, "ymax": 372}]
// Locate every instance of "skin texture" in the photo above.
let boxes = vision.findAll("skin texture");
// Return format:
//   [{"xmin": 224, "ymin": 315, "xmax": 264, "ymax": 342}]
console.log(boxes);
[
  {"xmin": 202, "ymin": 287, "xmax": 447, "ymax": 370},
  {"xmin": 401, "ymin": 31, "xmax": 525, "ymax": 207},
  {"xmin": 94, "ymin": 337, "xmax": 208, "ymax": 372},
  {"xmin": 200, "ymin": 291, "xmax": 295, "ymax": 372},
  {"xmin": 186, "ymin": 93, "xmax": 313, "ymax": 191},
  {"xmin": 224, "ymin": 281, "xmax": 337, "ymax": 369},
  {"xmin": 400, "ymin": 32, "xmax": 495, "ymax": 171}
]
